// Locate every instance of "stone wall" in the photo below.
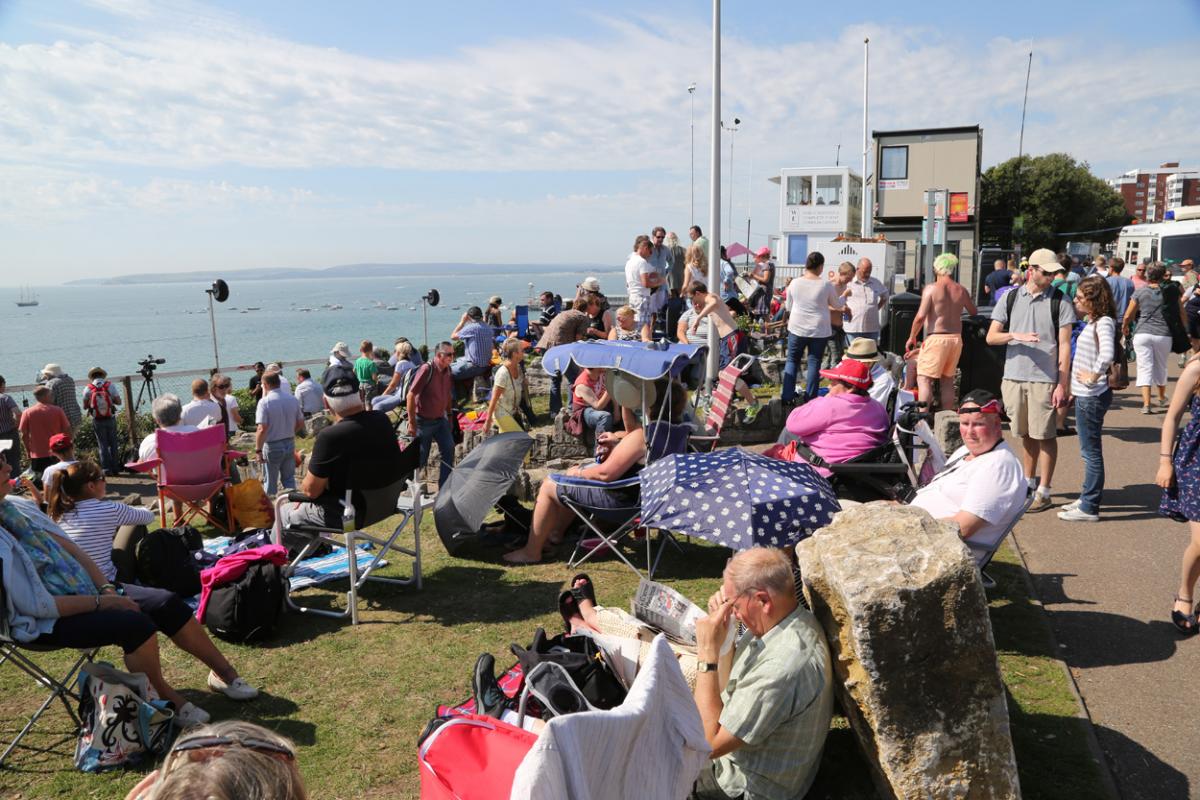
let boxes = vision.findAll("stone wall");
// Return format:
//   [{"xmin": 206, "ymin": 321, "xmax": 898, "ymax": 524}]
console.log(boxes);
[{"xmin": 797, "ymin": 504, "xmax": 1021, "ymax": 800}]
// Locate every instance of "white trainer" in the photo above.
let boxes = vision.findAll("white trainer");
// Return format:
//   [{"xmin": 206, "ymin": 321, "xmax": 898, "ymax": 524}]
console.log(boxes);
[
  {"xmin": 208, "ymin": 672, "xmax": 260, "ymax": 701},
  {"xmin": 1061, "ymin": 500, "xmax": 1081, "ymax": 513},
  {"xmin": 176, "ymin": 702, "xmax": 210, "ymax": 727},
  {"xmin": 1057, "ymin": 508, "xmax": 1099, "ymax": 523}
]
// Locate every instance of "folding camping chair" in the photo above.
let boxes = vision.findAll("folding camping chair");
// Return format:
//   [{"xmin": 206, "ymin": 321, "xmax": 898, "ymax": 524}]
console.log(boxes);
[
  {"xmin": 126, "ymin": 425, "xmax": 239, "ymax": 533},
  {"xmin": 976, "ymin": 486, "xmax": 1036, "ymax": 590},
  {"xmin": 558, "ymin": 421, "xmax": 691, "ymax": 578},
  {"xmin": 273, "ymin": 446, "xmax": 429, "ymax": 625},
  {"xmin": 690, "ymin": 353, "xmax": 757, "ymax": 452},
  {"xmin": 0, "ymin": 559, "xmax": 96, "ymax": 767}
]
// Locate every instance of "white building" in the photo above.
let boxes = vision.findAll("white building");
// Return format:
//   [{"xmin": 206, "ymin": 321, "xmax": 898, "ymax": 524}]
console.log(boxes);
[{"xmin": 769, "ymin": 166, "xmax": 863, "ymax": 267}]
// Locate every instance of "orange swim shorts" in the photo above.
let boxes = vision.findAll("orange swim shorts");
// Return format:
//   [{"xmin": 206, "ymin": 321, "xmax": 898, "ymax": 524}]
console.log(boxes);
[{"xmin": 916, "ymin": 333, "xmax": 963, "ymax": 378}]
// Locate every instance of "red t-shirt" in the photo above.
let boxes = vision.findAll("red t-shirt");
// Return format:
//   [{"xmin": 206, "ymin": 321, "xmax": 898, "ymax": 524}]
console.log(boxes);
[
  {"xmin": 19, "ymin": 403, "xmax": 71, "ymax": 458},
  {"xmin": 572, "ymin": 370, "xmax": 606, "ymax": 410},
  {"xmin": 409, "ymin": 363, "xmax": 452, "ymax": 421}
]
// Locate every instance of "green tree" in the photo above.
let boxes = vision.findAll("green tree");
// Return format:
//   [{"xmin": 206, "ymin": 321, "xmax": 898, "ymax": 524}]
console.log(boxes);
[{"xmin": 980, "ymin": 153, "xmax": 1130, "ymax": 251}]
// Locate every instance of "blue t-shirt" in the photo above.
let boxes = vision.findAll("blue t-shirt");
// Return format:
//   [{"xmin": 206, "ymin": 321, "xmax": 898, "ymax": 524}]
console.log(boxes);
[{"xmin": 1106, "ymin": 275, "xmax": 1135, "ymax": 323}]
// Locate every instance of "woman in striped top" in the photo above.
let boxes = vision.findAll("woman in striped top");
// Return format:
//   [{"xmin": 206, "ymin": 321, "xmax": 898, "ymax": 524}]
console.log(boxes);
[
  {"xmin": 46, "ymin": 460, "xmax": 154, "ymax": 582},
  {"xmin": 1058, "ymin": 277, "xmax": 1118, "ymax": 523}
]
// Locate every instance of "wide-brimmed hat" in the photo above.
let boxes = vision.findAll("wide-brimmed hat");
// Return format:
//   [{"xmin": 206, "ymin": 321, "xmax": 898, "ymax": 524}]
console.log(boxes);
[
  {"xmin": 330, "ymin": 342, "xmax": 352, "ymax": 359},
  {"xmin": 488, "ymin": 296, "xmax": 503, "ymax": 306},
  {"xmin": 87, "ymin": 367, "xmax": 107, "ymax": 380},
  {"xmin": 845, "ymin": 338, "xmax": 884, "ymax": 363},
  {"xmin": 580, "ymin": 277, "xmax": 601, "ymax": 293},
  {"xmin": 41, "ymin": 363, "xmax": 63, "ymax": 378},
  {"xmin": 819, "ymin": 358, "xmax": 873, "ymax": 390}
]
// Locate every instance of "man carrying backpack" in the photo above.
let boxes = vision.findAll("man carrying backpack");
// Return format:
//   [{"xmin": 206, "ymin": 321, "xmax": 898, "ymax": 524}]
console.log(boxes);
[
  {"xmin": 83, "ymin": 366, "xmax": 123, "ymax": 476},
  {"xmin": 986, "ymin": 248, "xmax": 1077, "ymax": 512}
]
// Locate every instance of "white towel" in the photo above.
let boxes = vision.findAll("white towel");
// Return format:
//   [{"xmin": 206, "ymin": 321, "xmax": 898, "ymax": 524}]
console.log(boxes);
[{"xmin": 510, "ymin": 634, "xmax": 712, "ymax": 800}]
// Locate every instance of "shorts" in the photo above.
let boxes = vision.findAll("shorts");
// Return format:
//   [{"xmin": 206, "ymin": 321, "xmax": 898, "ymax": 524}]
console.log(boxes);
[
  {"xmin": 916, "ymin": 333, "xmax": 963, "ymax": 378},
  {"xmin": 632, "ymin": 299, "xmax": 653, "ymax": 329},
  {"xmin": 1001, "ymin": 378, "xmax": 1056, "ymax": 440},
  {"xmin": 555, "ymin": 477, "xmax": 640, "ymax": 520}
]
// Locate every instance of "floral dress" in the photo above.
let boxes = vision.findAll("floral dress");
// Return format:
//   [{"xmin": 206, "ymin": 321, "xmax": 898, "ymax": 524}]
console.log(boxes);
[{"xmin": 1160, "ymin": 394, "xmax": 1200, "ymax": 522}]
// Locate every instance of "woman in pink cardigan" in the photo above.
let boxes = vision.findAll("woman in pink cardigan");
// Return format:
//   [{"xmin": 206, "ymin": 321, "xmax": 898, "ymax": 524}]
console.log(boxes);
[{"xmin": 784, "ymin": 358, "xmax": 890, "ymax": 476}]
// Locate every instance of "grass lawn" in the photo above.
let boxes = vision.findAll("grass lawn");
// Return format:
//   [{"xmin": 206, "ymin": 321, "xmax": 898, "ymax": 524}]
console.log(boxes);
[{"xmin": 1, "ymin": 509, "xmax": 1111, "ymax": 799}]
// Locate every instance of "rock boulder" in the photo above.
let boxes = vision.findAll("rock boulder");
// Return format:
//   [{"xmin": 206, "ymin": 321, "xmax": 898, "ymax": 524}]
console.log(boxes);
[
  {"xmin": 796, "ymin": 504, "xmax": 1020, "ymax": 800},
  {"xmin": 934, "ymin": 410, "xmax": 964, "ymax": 456}
]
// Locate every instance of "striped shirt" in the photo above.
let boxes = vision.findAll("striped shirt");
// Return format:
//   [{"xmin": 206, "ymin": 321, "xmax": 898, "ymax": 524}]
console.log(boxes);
[
  {"xmin": 57, "ymin": 499, "xmax": 155, "ymax": 581},
  {"xmin": 1070, "ymin": 316, "xmax": 1116, "ymax": 398},
  {"xmin": 455, "ymin": 321, "xmax": 495, "ymax": 368}
]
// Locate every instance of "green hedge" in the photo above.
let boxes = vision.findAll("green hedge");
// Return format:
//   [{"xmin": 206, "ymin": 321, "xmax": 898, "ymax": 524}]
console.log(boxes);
[{"xmin": 69, "ymin": 412, "xmax": 155, "ymax": 464}]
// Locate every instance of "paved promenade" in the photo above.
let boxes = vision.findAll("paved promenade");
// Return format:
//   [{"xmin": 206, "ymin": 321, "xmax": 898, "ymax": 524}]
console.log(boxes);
[{"xmin": 1011, "ymin": 368, "xmax": 1195, "ymax": 800}]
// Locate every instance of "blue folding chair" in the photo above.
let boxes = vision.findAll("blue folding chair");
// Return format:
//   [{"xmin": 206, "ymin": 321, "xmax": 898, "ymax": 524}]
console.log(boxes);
[{"xmin": 557, "ymin": 421, "xmax": 692, "ymax": 578}]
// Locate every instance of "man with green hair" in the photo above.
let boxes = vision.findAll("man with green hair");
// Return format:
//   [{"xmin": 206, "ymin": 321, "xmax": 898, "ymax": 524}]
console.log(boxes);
[{"xmin": 905, "ymin": 252, "xmax": 978, "ymax": 411}]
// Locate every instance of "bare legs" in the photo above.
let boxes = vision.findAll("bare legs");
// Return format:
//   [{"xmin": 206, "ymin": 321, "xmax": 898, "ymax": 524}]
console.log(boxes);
[
  {"xmin": 568, "ymin": 576, "xmax": 601, "ymax": 634},
  {"xmin": 124, "ymin": 635, "xmax": 188, "ymax": 710},
  {"xmin": 1020, "ymin": 435, "xmax": 1058, "ymax": 491},
  {"xmin": 503, "ymin": 478, "xmax": 573, "ymax": 564},
  {"xmin": 916, "ymin": 375, "xmax": 956, "ymax": 411},
  {"xmin": 1175, "ymin": 521, "xmax": 1200, "ymax": 626},
  {"xmin": 169, "ymin": 618, "xmax": 239, "ymax": 684}
]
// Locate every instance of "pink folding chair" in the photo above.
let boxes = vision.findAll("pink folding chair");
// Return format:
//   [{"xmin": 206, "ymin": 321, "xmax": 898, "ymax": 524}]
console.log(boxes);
[{"xmin": 126, "ymin": 426, "xmax": 240, "ymax": 533}]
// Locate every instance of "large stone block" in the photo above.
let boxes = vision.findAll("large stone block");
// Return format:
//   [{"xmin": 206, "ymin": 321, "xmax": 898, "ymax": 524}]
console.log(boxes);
[
  {"xmin": 934, "ymin": 410, "xmax": 964, "ymax": 456},
  {"xmin": 796, "ymin": 504, "xmax": 1020, "ymax": 800}
]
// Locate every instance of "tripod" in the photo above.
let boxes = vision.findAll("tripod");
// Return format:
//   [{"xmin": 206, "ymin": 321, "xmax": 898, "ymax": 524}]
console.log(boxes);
[{"xmin": 134, "ymin": 371, "xmax": 160, "ymax": 411}]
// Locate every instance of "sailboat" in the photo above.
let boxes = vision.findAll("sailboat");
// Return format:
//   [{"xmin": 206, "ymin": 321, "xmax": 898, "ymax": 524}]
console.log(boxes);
[{"xmin": 15, "ymin": 286, "xmax": 38, "ymax": 307}]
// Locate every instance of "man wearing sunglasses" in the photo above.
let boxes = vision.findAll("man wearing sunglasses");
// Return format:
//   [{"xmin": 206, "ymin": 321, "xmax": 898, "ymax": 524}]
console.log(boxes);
[
  {"xmin": 987, "ymin": 248, "xmax": 1077, "ymax": 512},
  {"xmin": 908, "ymin": 390, "xmax": 1028, "ymax": 565}
]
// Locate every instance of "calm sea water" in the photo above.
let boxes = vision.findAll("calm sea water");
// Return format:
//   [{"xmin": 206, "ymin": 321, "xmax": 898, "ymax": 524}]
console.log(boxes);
[{"xmin": 1, "ymin": 269, "xmax": 625, "ymax": 389}]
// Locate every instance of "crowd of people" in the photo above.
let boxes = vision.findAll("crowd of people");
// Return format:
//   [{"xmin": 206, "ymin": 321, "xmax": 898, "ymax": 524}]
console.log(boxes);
[{"xmin": 4, "ymin": 237, "xmax": 1200, "ymax": 799}]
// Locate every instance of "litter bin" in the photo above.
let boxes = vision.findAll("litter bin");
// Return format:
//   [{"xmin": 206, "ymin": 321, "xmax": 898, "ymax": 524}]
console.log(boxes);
[
  {"xmin": 881, "ymin": 291, "xmax": 921, "ymax": 356},
  {"xmin": 958, "ymin": 310, "xmax": 1006, "ymax": 398}
]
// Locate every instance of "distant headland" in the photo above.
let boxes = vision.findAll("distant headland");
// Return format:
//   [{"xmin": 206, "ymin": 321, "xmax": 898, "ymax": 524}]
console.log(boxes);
[{"xmin": 63, "ymin": 262, "xmax": 612, "ymax": 286}]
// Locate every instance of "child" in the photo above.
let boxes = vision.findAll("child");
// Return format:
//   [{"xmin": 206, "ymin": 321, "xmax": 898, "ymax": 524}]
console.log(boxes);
[
  {"xmin": 45, "ymin": 459, "xmax": 155, "ymax": 583},
  {"xmin": 687, "ymin": 281, "xmax": 763, "ymax": 422},
  {"xmin": 608, "ymin": 305, "xmax": 641, "ymax": 341}
]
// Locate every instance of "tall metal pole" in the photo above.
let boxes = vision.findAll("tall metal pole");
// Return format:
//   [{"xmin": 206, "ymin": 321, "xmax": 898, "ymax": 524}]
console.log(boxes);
[
  {"xmin": 862, "ymin": 37, "xmax": 871, "ymax": 238},
  {"xmin": 726, "ymin": 125, "xmax": 736, "ymax": 236},
  {"xmin": 689, "ymin": 83, "xmax": 697, "ymax": 226},
  {"xmin": 1014, "ymin": 46, "xmax": 1033, "ymax": 255},
  {"xmin": 706, "ymin": 0, "xmax": 722, "ymax": 392},
  {"xmin": 745, "ymin": 155, "xmax": 753, "ymax": 266},
  {"xmin": 207, "ymin": 292, "xmax": 220, "ymax": 373}
]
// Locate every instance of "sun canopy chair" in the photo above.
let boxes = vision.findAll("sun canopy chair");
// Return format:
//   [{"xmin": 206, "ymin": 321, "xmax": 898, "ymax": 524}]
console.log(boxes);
[
  {"xmin": 541, "ymin": 341, "xmax": 706, "ymax": 578},
  {"xmin": 272, "ymin": 444, "xmax": 426, "ymax": 625},
  {"xmin": 0, "ymin": 557, "xmax": 97, "ymax": 767},
  {"xmin": 126, "ymin": 425, "xmax": 240, "ymax": 533},
  {"xmin": 690, "ymin": 353, "xmax": 756, "ymax": 452}
]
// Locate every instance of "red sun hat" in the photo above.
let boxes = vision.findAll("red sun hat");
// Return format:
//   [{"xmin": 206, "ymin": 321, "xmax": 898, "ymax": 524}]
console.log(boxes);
[{"xmin": 818, "ymin": 358, "xmax": 873, "ymax": 390}]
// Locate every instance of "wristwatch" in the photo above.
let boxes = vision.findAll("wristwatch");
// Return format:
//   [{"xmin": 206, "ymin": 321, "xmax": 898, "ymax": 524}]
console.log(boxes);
[{"xmin": 696, "ymin": 661, "xmax": 719, "ymax": 673}]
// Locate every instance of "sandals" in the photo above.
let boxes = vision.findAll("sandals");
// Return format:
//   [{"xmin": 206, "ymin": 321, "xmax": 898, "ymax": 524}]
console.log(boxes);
[
  {"xmin": 569, "ymin": 573, "xmax": 597, "ymax": 607},
  {"xmin": 1171, "ymin": 596, "xmax": 1197, "ymax": 636},
  {"xmin": 558, "ymin": 590, "xmax": 582, "ymax": 632}
]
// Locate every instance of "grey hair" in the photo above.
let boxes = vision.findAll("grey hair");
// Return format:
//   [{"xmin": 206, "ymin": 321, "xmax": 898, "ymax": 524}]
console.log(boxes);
[
  {"xmin": 724, "ymin": 547, "xmax": 795, "ymax": 599},
  {"xmin": 151, "ymin": 720, "xmax": 305, "ymax": 800},
  {"xmin": 152, "ymin": 393, "xmax": 182, "ymax": 427},
  {"xmin": 325, "ymin": 393, "xmax": 362, "ymax": 415}
]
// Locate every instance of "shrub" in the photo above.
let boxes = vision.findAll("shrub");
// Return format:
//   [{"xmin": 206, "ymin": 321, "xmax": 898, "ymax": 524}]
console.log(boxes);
[
  {"xmin": 231, "ymin": 388, "xmax": 256, "ymax": 429},
  {"xmin": 70, "ymin": 412, "xmax": 155, "ymax": 464}
]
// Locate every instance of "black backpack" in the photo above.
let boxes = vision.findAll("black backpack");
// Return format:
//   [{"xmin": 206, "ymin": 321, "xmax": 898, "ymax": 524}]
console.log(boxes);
[
  {"xmin": 203, "ymin": 561, "xmax": 286, "ymax": 643},
  {"xmin": 510, "ymin": 628, "xmax": 626, "ymax": 717},
  {"xmin": 134, "ymin": 526, "xmax": 203, "ymax": 597}
]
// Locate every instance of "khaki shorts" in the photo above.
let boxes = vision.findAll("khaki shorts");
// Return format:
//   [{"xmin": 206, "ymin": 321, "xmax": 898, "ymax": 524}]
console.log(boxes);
[
  {"xmin": 916, "ymin": 333, "xmax": 963, "ymax": 378},
  {"xmin": 1001, "ymin": 378, "xmax": 1056, "ymax": 440}
]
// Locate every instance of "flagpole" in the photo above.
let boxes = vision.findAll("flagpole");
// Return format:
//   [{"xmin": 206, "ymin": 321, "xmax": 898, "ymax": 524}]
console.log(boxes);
[{"xmin": 706, "ymin": 0, "xmax": 722, "ymax": 393}]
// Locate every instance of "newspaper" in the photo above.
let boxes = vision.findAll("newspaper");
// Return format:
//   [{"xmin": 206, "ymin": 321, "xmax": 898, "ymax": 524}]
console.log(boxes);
[{"xmin": 631, "ymin": 578, "xmax": 705, "ymax": 646}]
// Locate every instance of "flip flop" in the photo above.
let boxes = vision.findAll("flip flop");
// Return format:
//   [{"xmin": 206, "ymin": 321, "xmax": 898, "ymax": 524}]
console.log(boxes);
[
  {"xmin": 570, "ymin": 573, "xmax": 597, "ymax": 606},
  {"xmin": 1171, "ymin": 596, "xmax": 1197, "ymax": 636},
  {"xmin": 558, "ymin": 590, "xmax": 581, "ymax": 632}
]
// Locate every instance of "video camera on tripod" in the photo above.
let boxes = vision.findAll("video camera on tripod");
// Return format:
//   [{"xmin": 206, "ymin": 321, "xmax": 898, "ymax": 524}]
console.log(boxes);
[{"xmin": 137, "ymin": 355, "xmax": 166, "ymax": 379}]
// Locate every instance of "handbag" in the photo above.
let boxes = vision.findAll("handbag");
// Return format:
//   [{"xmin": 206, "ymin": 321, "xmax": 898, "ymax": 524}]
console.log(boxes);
[
  {"xmin": 1093, "ymin": 324, "xmax": 1129, "ymax": 390},
  {"xmin": 74, "ymin": 662, "xmax": 175, "ymax": 772},
  {"xmin": 509, "ymin": 628, "xmax": 627, "ymax": 717},
  {"xmin": 1161, "ymin": 283, "xmax": 1191, "ymax": 354},
  {"xmin": 563, "ymin": 405, "xmax": 586, "ymax": 437}
]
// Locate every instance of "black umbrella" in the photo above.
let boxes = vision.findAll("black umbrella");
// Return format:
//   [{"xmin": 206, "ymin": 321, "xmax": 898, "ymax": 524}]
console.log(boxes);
[{"xmin": 434, "ymin": 431, "xmax": 534, "ymax": 554}]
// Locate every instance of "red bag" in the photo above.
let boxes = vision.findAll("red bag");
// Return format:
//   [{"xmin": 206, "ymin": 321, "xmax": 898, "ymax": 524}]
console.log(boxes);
[
  {"xmin": 763, "ymin": 440, "xmax": 799, "ymax": 462},
  {"xmin": 418, "ymin": 714, "xmax": 535, "ymax": 800}
]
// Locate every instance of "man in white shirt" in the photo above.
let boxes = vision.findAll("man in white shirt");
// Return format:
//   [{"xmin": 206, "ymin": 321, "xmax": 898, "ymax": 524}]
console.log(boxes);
[
  {"xmin": 180, "ymin": 379, "xmax": 223, "ymax": 428},
  {"xmin": 908, "ymin": 390, "xmax": 1028, "ymax": 565},
  {"xmin": 842, "ymin": 258, "xmax": 890, "ymax": 344},
  {"xmin": 626, "ymin": 234, "xmax": 664, "ymax": 342},
  {"xmin": 294, "ymin": 368, "xmax": 324, "ymax": 417},
  {"xmin": 265, "ymin": 363, "xmax": 293, "ymax": 395},
  {"xmin": 137, "ymin": 394, "xmax": 199, "ymax": 462}
]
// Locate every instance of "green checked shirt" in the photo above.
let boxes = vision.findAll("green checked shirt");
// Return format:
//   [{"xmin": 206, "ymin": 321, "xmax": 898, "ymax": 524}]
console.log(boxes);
[{"xmin": 713, "ymin": 608, "xmax": 835, "ymax": 800}]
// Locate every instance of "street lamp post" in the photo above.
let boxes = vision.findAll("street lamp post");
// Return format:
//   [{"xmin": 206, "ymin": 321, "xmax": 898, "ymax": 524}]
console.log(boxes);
[
  {"xmin": 688, "ymin": 83, "xmax": 697, "ymax": 226},
  {"xmin": 722, "ymin": 118, "xmax": 740, "ymax": 237}
]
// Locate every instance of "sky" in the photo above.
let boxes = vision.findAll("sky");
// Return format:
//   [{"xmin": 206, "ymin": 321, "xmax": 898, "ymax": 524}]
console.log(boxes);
[{"xmin": 1, "ymin": 0, "xmax": 1199, "ymax": 285}]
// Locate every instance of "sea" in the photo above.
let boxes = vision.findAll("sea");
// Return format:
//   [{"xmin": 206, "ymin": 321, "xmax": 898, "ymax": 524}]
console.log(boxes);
[{"xmin": 1, "ymin": 267, "xmax": 626, "ymax": 393}]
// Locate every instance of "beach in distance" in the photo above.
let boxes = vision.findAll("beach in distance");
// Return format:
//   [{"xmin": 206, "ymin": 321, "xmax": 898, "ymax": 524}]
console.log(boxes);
[{"xmin": 1, "ymin": 267, "xmax": 624, "ymax": 385}]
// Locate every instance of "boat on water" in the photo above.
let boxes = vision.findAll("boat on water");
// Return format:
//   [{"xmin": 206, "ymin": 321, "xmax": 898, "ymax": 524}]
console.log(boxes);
[
  {"xmin": 245, "ymin": 306, "xmax": 261, "ymax": 311},
  {"xmin": 15, "ymin": 286, "xmax": 38, "ymax": 307},
  {"xmin": 386, "ymin": 305, "xmax": 400, "ymax": 311}
]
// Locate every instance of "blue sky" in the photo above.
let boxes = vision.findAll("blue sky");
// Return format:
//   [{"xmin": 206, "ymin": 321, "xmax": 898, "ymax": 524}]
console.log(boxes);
[{"xmin": 1, "ymin": 0, "xmax": 1198, "ymax": 284}]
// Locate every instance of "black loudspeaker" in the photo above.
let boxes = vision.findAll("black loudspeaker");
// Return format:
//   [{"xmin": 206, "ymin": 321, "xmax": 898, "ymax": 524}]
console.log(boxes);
[
  {"xmin": 425, "ymin": 289, "xmax": 439, "ymax": 307},
  {"xmin": 209, "ymin": 279, "xmax": 230, "ymax": 302}
]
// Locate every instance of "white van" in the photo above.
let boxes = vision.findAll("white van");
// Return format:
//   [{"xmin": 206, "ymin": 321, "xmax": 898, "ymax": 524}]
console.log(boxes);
[{"xmin": 1117, "ymin": 207, "xmax": 1200, "ymax": 266}]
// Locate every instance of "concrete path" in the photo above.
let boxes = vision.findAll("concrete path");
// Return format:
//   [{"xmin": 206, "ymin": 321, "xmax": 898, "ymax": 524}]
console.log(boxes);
[{"xmin": 1010, "ymin": 368, "xmax": 1195, "ymax": 800}]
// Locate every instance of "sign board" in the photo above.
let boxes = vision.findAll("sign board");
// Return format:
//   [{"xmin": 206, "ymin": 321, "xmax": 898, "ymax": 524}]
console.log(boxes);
[
  {"xmin": 878, "ymin": 179, "xmax": 909, "ymax": 191},
  {"xmin": 782, "ymin": 204, "xmax": 845, "ymax": 232},
  {"xmin": 949, "ymin": 192, "xmax": 969, "ymax": 223}
]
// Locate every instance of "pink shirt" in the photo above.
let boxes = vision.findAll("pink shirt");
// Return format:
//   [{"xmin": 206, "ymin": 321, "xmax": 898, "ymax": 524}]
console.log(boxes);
[{"xmin": 785, "ymin": 393, "xmax": 889, "ymax": 475}]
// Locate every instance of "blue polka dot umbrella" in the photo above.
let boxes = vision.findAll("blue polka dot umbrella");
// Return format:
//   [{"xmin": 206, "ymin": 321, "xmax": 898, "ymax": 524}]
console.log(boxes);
[{"xmin": 639, "ymin": 447, "xmax": 840, "ymax": 549}]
